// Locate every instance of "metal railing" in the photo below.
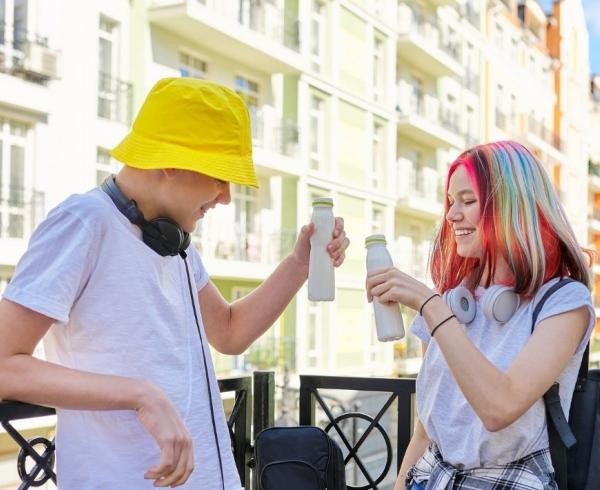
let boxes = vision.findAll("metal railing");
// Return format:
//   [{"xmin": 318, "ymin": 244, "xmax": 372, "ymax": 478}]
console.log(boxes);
[
  {"xmin": 0, "ymin": 371, "xmax": 274, "ymax": 490},
  {"xmin": 0, "ymin": 372, "xmax": 417, "ymax": 489},
  {"xmin": 300, "ymin": 375, "xmax": 416, "ymax": 490},
  {"xmin": 97, "ymin": 72, "xmax": 133, "ymax": 125},
  {"xmin": 251, "ymin": 110, "xmax": 299, "ymax": 158},
  {"xmin": 527, "ymin": 115, "xmax": 564, "ymax": 151},
  {"xmin": 0, "ymin": 25, "xmax": 55, "ymax": 83},
  {"xmin": 193, "ymin": 0, "xmax": 300, "ymax": 52}
]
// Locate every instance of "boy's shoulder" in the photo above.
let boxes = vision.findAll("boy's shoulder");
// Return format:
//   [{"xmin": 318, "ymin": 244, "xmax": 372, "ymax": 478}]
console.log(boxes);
[{"xmin": 51, "ymin": 188, "xmax": 116, "ymax": 230}]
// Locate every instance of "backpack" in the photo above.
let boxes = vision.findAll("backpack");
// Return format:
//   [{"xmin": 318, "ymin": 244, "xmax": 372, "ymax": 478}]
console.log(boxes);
[
  {"xmin": 253, "ymin": 426, "xmax": 347, "ymax": 490},
  {"xmin": 532, "ymin": 278, "xmax": 600, "ymax": 490}
]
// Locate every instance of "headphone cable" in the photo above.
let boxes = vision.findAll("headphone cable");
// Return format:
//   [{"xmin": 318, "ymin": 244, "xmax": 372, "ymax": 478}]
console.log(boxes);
[{"xmin": 181, "ymin": 252, "xmax": 226, "ymax": 490}]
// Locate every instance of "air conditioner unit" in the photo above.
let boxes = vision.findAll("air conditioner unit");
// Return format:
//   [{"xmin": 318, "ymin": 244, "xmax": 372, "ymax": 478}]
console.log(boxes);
[{"xmin": 21, "ymin": 43, "xmax": 59, "ymax": 79}]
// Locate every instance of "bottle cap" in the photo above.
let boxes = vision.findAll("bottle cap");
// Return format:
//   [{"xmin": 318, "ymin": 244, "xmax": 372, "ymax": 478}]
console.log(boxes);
[
  {"xmin": 312, "ymin": 197, "xmax": 333, "ymax": 207},
  {"xmin": 365, "ymin": 234, "xmax": 387, "ymax": 247}
]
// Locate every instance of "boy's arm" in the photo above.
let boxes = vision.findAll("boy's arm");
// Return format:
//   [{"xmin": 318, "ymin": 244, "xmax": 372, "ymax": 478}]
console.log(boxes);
[
  {"xmin": 0, "ymin": 298, "xmax": 195, "ymax": 487},
  {"xmin": 200, "ymin": 219, "xmax": 348, "ymax": 354}
]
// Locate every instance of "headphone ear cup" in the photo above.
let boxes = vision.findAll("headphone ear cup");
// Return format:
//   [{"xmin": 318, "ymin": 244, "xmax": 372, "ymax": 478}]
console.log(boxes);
[
  {"xmin": 181, "ymin": 231, "xmax": 191, "ymax": 252},
  {"xmin": 444, "ymin": 286, "xmax": 476, "ymax": 324},
  {"xmin": 143, "ymin": 218, "xmax": 186, "ymax": 257},
  {"xmin": 481, "ymin": 286, "xmax": 519, "ymax": 324}
]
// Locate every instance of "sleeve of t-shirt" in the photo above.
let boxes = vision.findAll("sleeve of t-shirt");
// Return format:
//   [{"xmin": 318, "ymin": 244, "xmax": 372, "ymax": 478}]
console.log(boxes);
[
  {"xmin": 2, "ymin": 208, "xmax": 98, "ymax": 323},
  {"xmin": 410, "ymin": 313, "xmax": 431, "ymax": 343},
  {"xmin": 533, "ymin": 280, "xmax": 595, "ymax": 355},
  {"xmin": 186, "ymin": 245, "xmax": 209, "ymax": 291}
]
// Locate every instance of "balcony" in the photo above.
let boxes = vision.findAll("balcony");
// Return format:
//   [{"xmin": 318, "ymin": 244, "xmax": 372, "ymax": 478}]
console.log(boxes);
[
  {"xmin": 97, "ymin": 72, "xmax": 133, "ymax": 125},
  {"xmin": 251, "ymin": 106, "xmax": 300, "ymax": 176},
  {"xmin": 495, "ymin": 108, "xmax": 507, "ymax": 131},
  {"xmin": 194, "ymin": 225, "xmax": 298, "ymax": 280},
  {"xmin": 526, "ymin": 115, "xmax": 566, "ymax": 164},
  {"xmin": 0, "ymin": 186, "xmax": 45, "ymax": 266},
  {"xmin": 462, "ymin": 2, "xmax": 481, "ymax": 29},
  {"xmin": 149, "ymin": 0, "xmax": 304, "ymax": 74},
  {"xmin": 396, "ymin": 82, "xmax": 465, "ymax": 148},
  {"xmin": 464, "ymin": 71, "xmax": 480, "ymax": 94},
  {"xmin": 396, "ymin": 3, "xmax": 463, "ymax": 78},
  {"xmin": 396, "ymin": 157, "xmax": 443, "ymax": 219},
  {"xmin": 0, "ymin": 26, "xmax": 58, "ymax": 116}
]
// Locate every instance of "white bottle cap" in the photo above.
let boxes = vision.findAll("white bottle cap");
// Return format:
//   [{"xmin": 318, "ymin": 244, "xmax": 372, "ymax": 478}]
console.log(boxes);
[
  {"xmin": 365, "ymin": 234, "xmax": 387, "ymax": 247},
  {"xmin": 312, "ymin": 197, "xmax": 333, "ymax": 207}
]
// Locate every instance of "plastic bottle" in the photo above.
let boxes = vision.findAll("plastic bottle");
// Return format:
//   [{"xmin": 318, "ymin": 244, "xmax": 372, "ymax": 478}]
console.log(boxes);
[
  {"xmin": 365, "ymin": 234, "xmax": 405, "ymax": 341},
  {"xmin": 308, "ymin": 198, "xmax": 335, "ymax": 301}
]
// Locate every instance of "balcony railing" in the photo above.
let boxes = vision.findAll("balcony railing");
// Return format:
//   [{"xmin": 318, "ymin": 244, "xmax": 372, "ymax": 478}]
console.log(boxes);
[
  {"xmin": 0, "ymin": 371, "xmax": 416, "ymax": 490},
  {"xmin": 527, "ymin": 115, "xmax": 565, "ymax": 152},
  {"xmin": 0, "ymin": 186, "xmax": 45, "ymax": 240},
  {"xmin": 195, "ymin": 227, "xmax": 298, "ymax": 265},
  {"xmin": 194, "ymin": 0, "xmax": 300, "ymax": 51},
  {"xmin": 0, "ymin": 25, "xmax": 58, "ymax": 82},
  {"xmin": 251, "ymin": 108, "xmax": 299, "ymax": 158},
  {"xmin": 397, "ymin": 4, "xmax": 460, "ymax": 63},
  {"xmin": 396, "ymin": 83, "xmax": 463, "ymax": 138},
  {"xmin": 97, "ymin": 72, "xmax": 133, "ymax": 125}
]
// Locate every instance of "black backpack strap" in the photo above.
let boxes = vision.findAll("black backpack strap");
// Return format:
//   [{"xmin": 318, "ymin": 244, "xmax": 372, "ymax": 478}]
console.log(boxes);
[{"xmin": 531, "ymin": 278, "xmax": 581, "ymax": 490}]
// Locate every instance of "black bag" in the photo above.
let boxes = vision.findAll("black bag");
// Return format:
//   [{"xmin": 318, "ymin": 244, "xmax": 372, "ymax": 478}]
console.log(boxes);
[
  {"xmin": 532, "ymin": 278, "xmax": 600, "ymax": 490},
  {"xmin": 254, "ymin": 426, "xmax": 347, "ymax": 490}
]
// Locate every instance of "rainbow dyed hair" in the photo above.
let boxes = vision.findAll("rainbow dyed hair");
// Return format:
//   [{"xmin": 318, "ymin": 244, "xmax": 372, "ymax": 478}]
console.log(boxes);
[{"xmin": 430, "ymin": 140, "xmax": 591, "ymax": 296}]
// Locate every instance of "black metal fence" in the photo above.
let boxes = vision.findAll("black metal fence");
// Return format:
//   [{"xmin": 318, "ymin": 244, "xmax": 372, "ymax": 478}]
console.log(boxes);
[{"xmin": 0, "ymin": 371, "xmax": 414, "ymax": 489}]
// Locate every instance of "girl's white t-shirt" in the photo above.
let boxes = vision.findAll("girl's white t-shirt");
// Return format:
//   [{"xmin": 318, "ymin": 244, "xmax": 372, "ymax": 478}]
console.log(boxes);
[
  {"xmin": 3, "ymin": 189, "xmax": 242, "ymax": 489},
  {"xmin": 411, "ymin": 278, "xmax": 595, "ymax": 469}
]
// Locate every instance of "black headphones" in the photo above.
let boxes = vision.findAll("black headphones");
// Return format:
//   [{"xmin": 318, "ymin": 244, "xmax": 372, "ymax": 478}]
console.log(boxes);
[
  {"xmin": 100, "ymin": 174, "xmax": 190, "ymax": 257},
  {"xmin": 100, "ymin": 174, "xmax": 226, "ymax": 489}
]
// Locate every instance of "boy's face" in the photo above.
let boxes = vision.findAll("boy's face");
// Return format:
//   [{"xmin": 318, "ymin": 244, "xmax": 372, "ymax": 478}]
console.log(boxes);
[{"xmin": 160, "ymin": 169, "xmax": 231, "ymax": 233}]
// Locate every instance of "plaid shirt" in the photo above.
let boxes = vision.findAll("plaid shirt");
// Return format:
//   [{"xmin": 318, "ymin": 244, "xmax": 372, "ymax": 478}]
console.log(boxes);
[{"xmin": 406, "ymin": 444, "xmax": 558, "ymax": 490}]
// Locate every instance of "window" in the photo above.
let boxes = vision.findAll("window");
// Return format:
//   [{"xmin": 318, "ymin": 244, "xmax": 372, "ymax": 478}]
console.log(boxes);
[
  {"xmin": 179, "ymin": 52, "xmax": 207, "ymax": 79},
  {"xmin": 98, "ymin": 16, "xmax": 119, "ymax": 120},
  {"xmin": 510, "ymin": 94, "xmax": 517, "ymax": 131},
  {"xmin": 310, "ymin": 1, "xmax": 325, "ymax": 72},
  {"xmin": 371, "ymin": 207, "xmax": 384, "ymax": 234},
  {"xmin": 0, "ymin": 117, "xmax": 28, "ymax": 239},
  {"xmin": 409, "ymin": 76, "xmax": 424, "ymax": 114},
  {"xmin": 372, "ymin": 122, "xmax": 384, "ymax": 189},
  {"xmin": 235, "ymin": 76, "xmax": 260, "ymax": 139},
  {"xmin": 373, "ymin": 37, "xmax": 384, "ymax": 102},
  {"xmin": 309, "ymin": 94, "xmax": 325, "ymax": 171},
  {"xmin": 232, "ymin": 184, "xmax": 259, "ymax": 261},
  {"xmin": 511, "ymin": 37, "xmax": 519, "ymax": 62},
  {"xmin": 96, "ymin": 147, "xmax": 120, "ymax": 186},
  {"xmin": 495, "ymin": 23, "xmax": 504, "ymax": 50}
]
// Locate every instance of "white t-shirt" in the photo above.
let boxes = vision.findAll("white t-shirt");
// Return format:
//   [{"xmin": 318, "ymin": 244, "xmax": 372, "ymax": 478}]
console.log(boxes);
[
  {"xmin": 411, "ymin": 278, "xmax": 595, "ymax": 470},
  {"xmin": 3, "ymin": 188, "xmax": 242, "ymax": 490}
]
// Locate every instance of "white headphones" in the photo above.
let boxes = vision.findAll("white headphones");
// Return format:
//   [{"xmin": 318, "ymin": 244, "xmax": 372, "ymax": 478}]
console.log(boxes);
[{"xmin": 444, "ymin": 285, "xmax": 520, "ymax": 324}]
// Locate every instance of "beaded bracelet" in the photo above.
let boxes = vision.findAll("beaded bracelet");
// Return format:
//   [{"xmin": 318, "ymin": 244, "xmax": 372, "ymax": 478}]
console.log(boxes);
[
  {"xmin": 431, "ymin": 314, "xmax": 456, "ymax": 338},
  {"xmin": 419, "ymin": 293, "xmax": 441, "ymax": 316}
]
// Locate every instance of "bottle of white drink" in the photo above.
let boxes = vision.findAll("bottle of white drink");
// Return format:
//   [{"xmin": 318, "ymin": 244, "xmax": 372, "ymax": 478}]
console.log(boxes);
[
  {"xmin": 365, "ymin": 234, "xmax": 405, "ymax": 341},
  {"xmin": 308, "ymin": 198, "xmax": 335, "ymax": 301}
]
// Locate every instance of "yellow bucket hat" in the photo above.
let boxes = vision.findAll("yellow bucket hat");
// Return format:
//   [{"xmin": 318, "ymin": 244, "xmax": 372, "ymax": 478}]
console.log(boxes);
[{"xmin": 111, "ymin": 77, "xmax": 258, "ymax": 187}]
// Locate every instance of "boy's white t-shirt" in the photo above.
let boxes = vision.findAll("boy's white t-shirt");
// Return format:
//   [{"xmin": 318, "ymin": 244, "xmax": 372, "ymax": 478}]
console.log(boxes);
[
  {"xmin": 411, "ymin": 278, "xmax": 595, "ymax": 470},
  {"xmin": 3, "ymin": 188, "xmax": 242, "ymax": 490}
]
